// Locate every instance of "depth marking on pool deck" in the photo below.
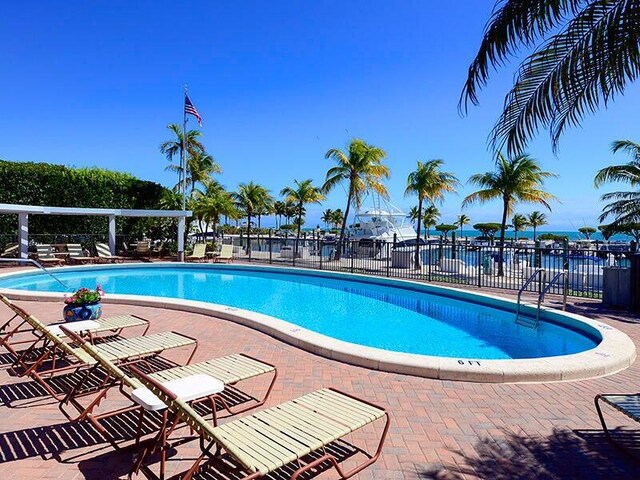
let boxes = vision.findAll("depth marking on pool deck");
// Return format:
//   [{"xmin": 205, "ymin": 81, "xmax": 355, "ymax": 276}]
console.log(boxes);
[{"xmin": 0, "ymin": 262, "xmax": 636, "ymax": 383}]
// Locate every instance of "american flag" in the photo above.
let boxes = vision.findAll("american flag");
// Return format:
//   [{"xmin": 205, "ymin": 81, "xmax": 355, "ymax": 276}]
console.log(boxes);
[{"xmin": 184, "ymin": 94, "xmax": 203, "ymax": 126}]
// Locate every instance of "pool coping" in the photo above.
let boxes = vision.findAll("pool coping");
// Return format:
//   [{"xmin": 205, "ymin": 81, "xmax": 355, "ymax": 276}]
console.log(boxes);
[{"xmin": 0, "ymin": 262, "xmax": 636, "ymax": 383}]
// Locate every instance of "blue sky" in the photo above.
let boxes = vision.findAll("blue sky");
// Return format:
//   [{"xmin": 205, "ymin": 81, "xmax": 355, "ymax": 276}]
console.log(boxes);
[{"xmin": 1, "ymin": 1, "xmax": 639, "ymax": 230}]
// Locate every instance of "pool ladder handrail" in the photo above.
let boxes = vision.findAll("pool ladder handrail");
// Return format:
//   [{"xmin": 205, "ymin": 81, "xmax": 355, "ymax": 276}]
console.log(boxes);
[
  {"xmin": 0, "ymin": 257, "xmax": 71, "ymax": 291},
  {"xmin": 516, "ymin": 268, "xmax": 568, "ymax": 329}
]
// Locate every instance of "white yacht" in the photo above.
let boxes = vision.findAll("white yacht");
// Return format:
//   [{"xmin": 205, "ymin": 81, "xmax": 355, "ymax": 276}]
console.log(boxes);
[{"xmin": 348, "ymin": 198, "xmax": 417, "ymax": 244}]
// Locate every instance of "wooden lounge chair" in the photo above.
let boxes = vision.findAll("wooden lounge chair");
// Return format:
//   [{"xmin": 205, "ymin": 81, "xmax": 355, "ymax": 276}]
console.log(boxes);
[
  {"xmin": 135, "ymin": 240, "xmax": 152, "ymax": 260},
  {"xmin": 129, "ymin": 365, "xmax": 389, "ymax": 480},
  {"xmin": 66, "ymin": 243, "xmax": 96, "ymax": 264},
  {"xmin": 35, "ymin": 244, "xmax": 64, "ymax": 266},
  {"xmin": 59, "ymin": 325, "xmax": 277, "ymax": 451},
  {"xmin": 0, "ymin": 295, "xmax": 197, "ymax": 401},
  {"xmin": 595, "ymin": 393, "xmax": 640, "ymax": 459},
  {"xmin": 96, "ymin": 242, "xmax": 126, "ymax": 263},
  {"xmin": 186, "ymin": 243, "xmax": 207, "ymax": 262},
  {"xmin": 0, "ymin": 243, "xmax": 18, "ymax": 258},
  {"xmin": 151, "ymin": 241, "xmax": 165, "ymax": 257},
  {"xmin": 213, "ymin": 244, "xmax": 234, "ymax": 263}
]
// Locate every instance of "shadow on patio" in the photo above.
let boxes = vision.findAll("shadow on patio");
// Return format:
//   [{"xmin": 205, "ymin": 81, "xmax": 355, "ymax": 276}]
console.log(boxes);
[{"xmin": 418, "ymin": 427, "xmax": 639, "ymax": 480}]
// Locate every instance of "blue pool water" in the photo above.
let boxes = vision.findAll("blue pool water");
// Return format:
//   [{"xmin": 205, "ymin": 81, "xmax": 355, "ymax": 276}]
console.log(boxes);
[{"xmin": 0, "ymin": 266, "xmax": 599, "ymax": 359}]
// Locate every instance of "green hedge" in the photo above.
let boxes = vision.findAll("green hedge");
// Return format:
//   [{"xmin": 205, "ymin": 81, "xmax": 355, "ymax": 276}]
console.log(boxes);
[{"xmin": 0, "ymin": 160, "xmax": 173, "ymax": 239}]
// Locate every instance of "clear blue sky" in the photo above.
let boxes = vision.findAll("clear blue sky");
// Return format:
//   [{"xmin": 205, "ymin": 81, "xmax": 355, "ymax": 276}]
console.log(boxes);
[{"xmin": 1, "ymin": 1, "xmax": 639, "ymax": 230}]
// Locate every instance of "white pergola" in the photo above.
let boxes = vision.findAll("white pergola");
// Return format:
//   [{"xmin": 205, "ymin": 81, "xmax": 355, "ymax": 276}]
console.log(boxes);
[{"xmin": 0, "ymin": 203, "xmax": 192, "ymax": 261}]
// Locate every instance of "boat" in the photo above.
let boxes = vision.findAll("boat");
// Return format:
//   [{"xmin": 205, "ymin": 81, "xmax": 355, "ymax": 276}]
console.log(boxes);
[{"xmin": 348, "ymin": 197, "xmax": 417, "ymax": 244}]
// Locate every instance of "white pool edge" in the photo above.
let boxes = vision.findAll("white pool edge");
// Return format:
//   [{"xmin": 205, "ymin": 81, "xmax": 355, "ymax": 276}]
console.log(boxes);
[{"xmin": 0, "ymin": 262, "xmax": 635, "ymax": 383}]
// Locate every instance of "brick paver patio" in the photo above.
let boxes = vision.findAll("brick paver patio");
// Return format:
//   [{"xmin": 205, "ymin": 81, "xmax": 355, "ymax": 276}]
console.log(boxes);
[{"xmin": 0, "ymin": 283, "xmax": 638, "ymax": 479}]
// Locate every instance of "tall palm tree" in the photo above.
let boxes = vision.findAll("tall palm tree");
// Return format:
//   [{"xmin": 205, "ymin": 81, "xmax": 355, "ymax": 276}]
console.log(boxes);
[
  {"xmin": 272, "ymin": 201, "xmax": 286, "ymax": 228},
  {"xmin": 511, "ymin": 213, "xmax": 529, "ymax": 242},
  {"xmin": 404, "ymin": 160, "xmax": 459, "ymax": 269},
  {"xmin": 233, "ymin": 182, "xmax": 271, "ymax": 254},
  {"xmin": 281, "ymin": 179, "xmax": 325, "ymax": 250},
  {"xmin": 160, "ymin": 124, "xmax": 205, "ymax": 189},
  {"xmin": 423, "ymin": 205, "xmax": 440, "ymax": 241},
  {"xmin": 463, "ymin": 153, "xmax": 557, "ymax": 276},
  {"xmin": 321, "ymin": 209, "xmax": 334, "ymax": 230},
  {"xmin": 167, "ymin": 151, "xmax": 222, "ymax": 196},
  {"xmin": 323, "ymin": 139, "xmax": 390, "ymax": 260},
  {"xmin": 455, "ymin": 213, "xmax": 471, "ymax": 239},
  {"xmin": 527, "ymin": 211, "xmax": 548, "ymax": 241},
  {"xmin": 594, "ymin": 140, "xmax": 640, "ymax": 226},
  {"xmin": 460, "ymin": 1, "xmax": 640, "ymax": 155}
]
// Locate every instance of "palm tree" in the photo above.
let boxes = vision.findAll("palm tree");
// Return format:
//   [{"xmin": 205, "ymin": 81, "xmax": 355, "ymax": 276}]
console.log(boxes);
[
  {"xmin": 511, "ymin": 213, "xmax": 529, "ymax": 242},
  {"xmin": 160, "ymin": 124, "xmax": 205, "ymax": 188},
  {"xmin": 323, "ymin": 139, "xmax": 390, "ymax": 260},
  {"xmin": 463, "ymin": 153, "xmax": 557, "ymax": 276},
  {"xmin": 408, "ymin": 206, "xmax": 421, "ymax": 228},
  {"xmin": 455, "ymin": 213, "xmax": 471, "ymax": 239},
  {"xmin": 423, "ymin": 205, "xmax": 440, "ymax": 241},
  {"xmin": 192, "ymin": 181, "xmax": 237, "ymax": 239},
  {"xmin": 460, "ymin": 2, "xmax": 640, "ymax": 155},
  {"xmin": 594, "ymin": 140, "xmax": 640, "ymax": 227},
  {"xmin": 527, "ymin": 211, "xmax": 548, "ymax": 241},
  {"xmin": 233, "ymin": 182, "xmax": 271, "ymax": 254},
  {"xmin": 166, "ymin": 151, "xmax": 222, "ymax": 196},
  {"xmin": 330, "ymin": 209, "xmax": 344, "ymax": 230},
  {"xmin": 284, "ymin": 200, "xmax": 297, "ymax": 226},
  {"xmin": 273, "ymin": 201, "xmax": 286, "ymax": 228},
  {"xmin": 281, "ymin": 179, "xmax": 325, "ymax": 250},
  {"xmin": 255, "ymin": 195, "xmax": 274, "ymax": 232},
  {"xmin": 404, "ymin": 160, "xmax": 459, "ymax": 269},
  {"xmin": 321, "ymin": 209, "xmax": 334, "ymax": 230}
]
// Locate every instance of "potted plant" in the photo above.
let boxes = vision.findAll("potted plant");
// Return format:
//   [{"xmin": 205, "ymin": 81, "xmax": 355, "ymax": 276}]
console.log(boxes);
[{"xmin": 63, "ymin": 285, "xmax": 104, "ymax": 322}]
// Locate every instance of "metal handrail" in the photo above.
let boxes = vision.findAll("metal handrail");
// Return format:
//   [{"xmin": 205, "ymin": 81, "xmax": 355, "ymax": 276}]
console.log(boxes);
[
  {"xmin": 516, "ymin": 268, "xmax": 546, "ymax": 319},
  {"xmin": 536, "ymin": 270, "xmax": 568, "ymax": 324},
  {"xmin": 0, "ymin": 258, "xmax": 71, "ymax": 291}
]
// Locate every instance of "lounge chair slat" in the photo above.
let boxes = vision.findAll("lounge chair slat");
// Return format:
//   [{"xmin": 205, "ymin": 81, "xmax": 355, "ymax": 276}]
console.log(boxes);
[
  {"xmin": 95, "ymin": 332, "xmax": 193, "ymax": 361},
  {"xmin": 601, "ymin": 395, "xmax": 640, "ymax": 422},
  {"xmin": 216, "ymin": 419, "xmax": 297, "ymax": 473},
  {"xmin": 209, "ymin": 390, "xmax": 378, "ymax": 476},
  {"xmin": 245, "ymin": 414, "xmax": 318, "ymax": 454},
  {"xmin": 250, "ymin": 410, "xmax": 327, "ymax": 451},
  {"xmin": 92, "ymin": 315, "xmax": 148, "ymax": 331},
  {"xmin": 272, "ymin": 403, "xmax": 351, "ymax": 440},
  {"xmin": 295, "ymin": 389, "xmax": 384, "ymax": 428},
  {"xmin": 302, "ymin": 389, "xmax": 385, "ymax": 423},
  {"xmin": 147, "ymin": 354, "xmax": 272, "ymax": 385},
  {"xmin": 308, "ymin": 389, "xmax": 385, "ymax": 418},
  {"xmin": 219, "ymin": 419, "xmax": 297, "ymax": 472}
]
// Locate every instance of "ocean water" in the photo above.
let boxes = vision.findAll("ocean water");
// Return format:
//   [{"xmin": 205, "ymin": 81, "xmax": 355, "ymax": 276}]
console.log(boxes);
[{"xmin": 421, "ymin": 229, "xmax": 631, "ymax": 242}]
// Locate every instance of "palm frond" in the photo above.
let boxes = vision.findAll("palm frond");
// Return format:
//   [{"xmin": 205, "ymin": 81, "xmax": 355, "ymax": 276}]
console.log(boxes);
[
  {"xmin": 490, "ymin": 1, "xmax": 640, "ymax": 155},
  {"xmin": 460, "ymin": 0, "xmax": 584, "ymax": 111}
]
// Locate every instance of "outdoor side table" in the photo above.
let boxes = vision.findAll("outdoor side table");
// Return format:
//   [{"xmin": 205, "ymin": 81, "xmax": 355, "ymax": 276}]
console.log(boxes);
[{"xmin": 130, "ymin": 373, "xmax": 224, "ymax": 480}]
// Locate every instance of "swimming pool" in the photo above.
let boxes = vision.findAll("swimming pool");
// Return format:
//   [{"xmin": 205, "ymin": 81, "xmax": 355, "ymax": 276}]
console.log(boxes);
[{"xmin": 0, "ymin": 264, "xmax": 634, "ymax": 382}]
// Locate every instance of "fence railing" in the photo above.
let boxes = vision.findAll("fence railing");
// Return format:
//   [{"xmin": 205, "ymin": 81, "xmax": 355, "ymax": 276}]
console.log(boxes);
[{"xmin": 223, "ymin": 235, "xmax": 635, "ymax": 299}]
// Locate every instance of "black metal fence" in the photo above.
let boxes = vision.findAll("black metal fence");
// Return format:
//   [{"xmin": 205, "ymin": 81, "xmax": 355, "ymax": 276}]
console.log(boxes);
[{"xmin": 224, "ymin": 235, "xmax": 635, "ymax": 299}]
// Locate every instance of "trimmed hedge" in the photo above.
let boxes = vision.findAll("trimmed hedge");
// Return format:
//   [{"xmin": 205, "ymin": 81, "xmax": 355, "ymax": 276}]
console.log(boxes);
[{"xmin": 0, "ymin": 160, "xmax": 172, "ymax": 238}]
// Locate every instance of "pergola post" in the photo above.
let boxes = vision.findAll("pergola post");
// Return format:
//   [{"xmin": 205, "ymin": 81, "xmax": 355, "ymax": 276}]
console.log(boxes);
[
  {"xmin": 18, "ymin": 213, "xmax": 29, "ymax": 259},
  {"xmin": 108, "ymin": 215, "xmax": 116, "ymax": 255},
  {"xmin": 177, "ymin": 217, "xmax": 185, "ymax": 262}
]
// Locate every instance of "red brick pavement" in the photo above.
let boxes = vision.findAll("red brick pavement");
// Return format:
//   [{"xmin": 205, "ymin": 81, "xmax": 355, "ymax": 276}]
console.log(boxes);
[{"xmin": 0, "ymin": 293, "xmax": 639, "ymax": 479}]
